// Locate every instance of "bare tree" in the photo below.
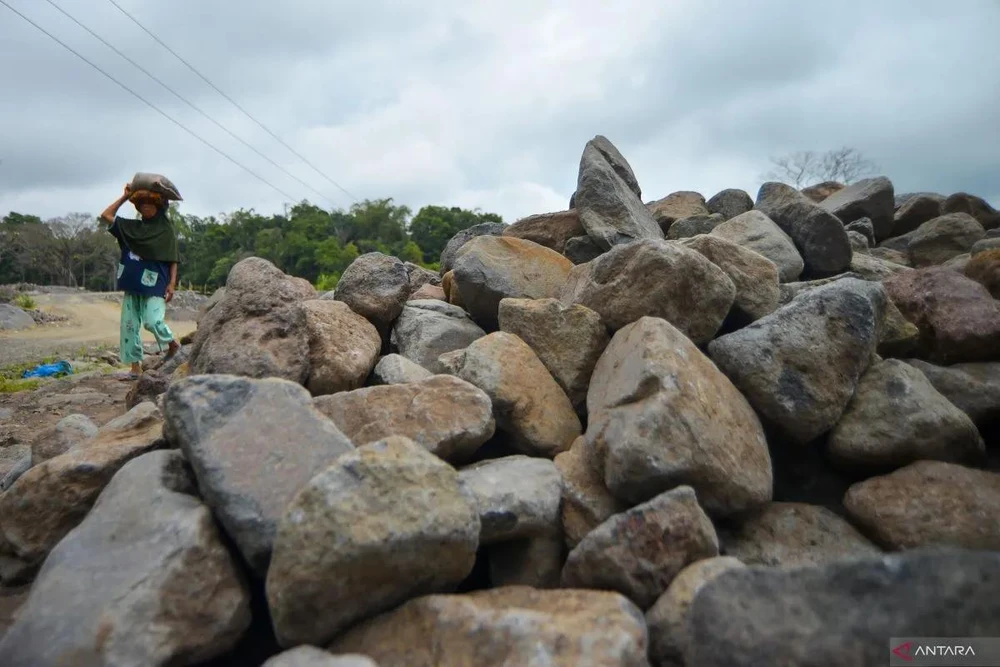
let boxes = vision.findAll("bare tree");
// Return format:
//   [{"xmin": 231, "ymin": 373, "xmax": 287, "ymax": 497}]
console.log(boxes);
[{"xmin": 764, "ymin": 147, "xmax": 878, "ymax": 187}]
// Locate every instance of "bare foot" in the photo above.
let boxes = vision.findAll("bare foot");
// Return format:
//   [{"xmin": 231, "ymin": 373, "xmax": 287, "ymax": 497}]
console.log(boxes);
[{"xmin": 164, "ymin": 340, "xmax": 180, "ymax": 360}]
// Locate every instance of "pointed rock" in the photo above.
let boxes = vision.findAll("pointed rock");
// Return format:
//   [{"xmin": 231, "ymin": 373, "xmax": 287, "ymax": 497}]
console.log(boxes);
[
  {"xmin": 711, "ymin": 209, "xmax": 804, "ymax": 282},
  {"xmin": 818, "ymin": 176, "xmax": 895, "ymax": 240},
  {"xmin": 576, "ymin": 142, "xmax": 662, "ymax": 249},
  {"xmin": 391, "ymin": 300, "xmax": 485, "ymax": 374},
  {"xmin": 755, "ymin": 182, "xmax": 852, "ymax": 276}
]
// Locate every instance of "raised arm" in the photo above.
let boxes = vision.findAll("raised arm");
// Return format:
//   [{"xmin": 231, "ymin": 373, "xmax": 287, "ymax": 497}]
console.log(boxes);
[{"xmin": 100, "ymin": 184, "xmax": 132, "ymax": 225}]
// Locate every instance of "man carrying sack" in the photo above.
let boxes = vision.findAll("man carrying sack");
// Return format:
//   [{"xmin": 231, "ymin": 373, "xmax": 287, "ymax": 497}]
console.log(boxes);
[{"xmin": 99, "ymin": 173, "xmax": 183, "ymax": 381}]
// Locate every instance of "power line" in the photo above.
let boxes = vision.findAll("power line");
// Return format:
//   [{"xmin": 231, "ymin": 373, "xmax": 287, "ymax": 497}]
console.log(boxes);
[
  {"xmin": 41, "ymin": 0, "xmax": 337, "ymax": 208},
  {"xmin": 0, "ymin": 0, "xmax": 300, "ymax": 203},
  {"xmin": 106, "ymin": 0, "xmax": 360, "ymax": 204}
]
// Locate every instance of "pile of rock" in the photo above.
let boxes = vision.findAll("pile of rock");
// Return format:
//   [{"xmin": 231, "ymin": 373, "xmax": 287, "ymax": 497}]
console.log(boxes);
[{"xmin": 1, "ymin": 135, "xmax": 998, "ymax": 666}]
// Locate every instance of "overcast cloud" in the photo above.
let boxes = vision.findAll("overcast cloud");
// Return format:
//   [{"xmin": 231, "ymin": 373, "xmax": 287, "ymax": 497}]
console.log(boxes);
[{"xmin": 1, "ymin": 0, "xmax": 998, "ymax": 224}]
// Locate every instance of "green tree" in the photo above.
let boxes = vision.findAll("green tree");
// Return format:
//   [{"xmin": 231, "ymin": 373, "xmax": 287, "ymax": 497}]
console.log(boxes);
[{"xmin": 409, "ymin": 205, "xmax": 503, "ymax": 263}]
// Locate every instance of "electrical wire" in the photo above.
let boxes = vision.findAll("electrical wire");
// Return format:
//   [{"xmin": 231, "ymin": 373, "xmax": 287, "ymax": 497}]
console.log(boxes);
[
  {"xmin": 0, "ymin": 0, "xmax": 300, "ymax": 203},
  {"xmin": 106, "ymin": 0, "xmax": 360, "ymax": 204}
]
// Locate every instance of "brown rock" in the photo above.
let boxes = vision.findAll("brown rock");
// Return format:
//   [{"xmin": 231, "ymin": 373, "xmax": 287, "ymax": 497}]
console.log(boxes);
[
  {"xmin": 441, "ymin": 270, "xmax": 461, "ymax": 306},
  {"xmin": 800, "ymin": 180, "xmax": 844, "ymax": 202},
  {"xmin": 965, "ymin": 248, "xmax": 1000, "ymax": 299},
  {"xmin": 408, "ymin": 283, "xmax": 446, "ymax": 302},
  {"xmin": 28, "ymin": 413, "xmax": 97, "ymax": 464},
  {"xmin": 706, "ymin": 188, "xmax": 754, "ymax": 221},
  {"xmin": 313, "ymin": 375, "xmax": 495, "ymax": 464},
  {"xmin": 942, "ymin": 192, "xmax": 1000, "ymax": 230},
  {"xmin": 868, "ymin": 246, "xmax": 911, "ymax": 266},
  {"xmin": 844, "ymin": 461, "xmax": 1000, "ymax": 551},
  {"xmin": 648, "ymin": 191, "xmax": 709, "ymax": 233},
  {"xmin": 502, "ymin": 210, "xmax": 585, "ymax": 254},
  {"xmin": 884, "ymin": 267, "xmax": 1000, "ymax": 364},
  {"xmin": 301, "ymin": 300, "xmax": 381, "ymax": 396},
  {"xmin": 710, "ymin": 210, "xmax": 804, "ymax": 282},
  {"xmin": 892, "ymin": 194, "xmax": 942, "ymax": 236},
  {"xmin": 848, "ymin": 252, "xmax": 912, "ymax": 280},
  {"xmin": 332, "ymin": 252, "xmax": 411, "ymax": 335},
  {"xmin": 553, "ymin": 438, "xmax": 627, "ymax": 550},
  {"xmin": 906, "ymin": 213, "xmax": 985, "ymax": 267}
]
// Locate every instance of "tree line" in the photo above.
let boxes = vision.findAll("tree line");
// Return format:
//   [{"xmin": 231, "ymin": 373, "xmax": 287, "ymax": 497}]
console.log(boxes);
[{"xmin": 0, "ymin": 199, "xmax": 503, "ymax": 293}]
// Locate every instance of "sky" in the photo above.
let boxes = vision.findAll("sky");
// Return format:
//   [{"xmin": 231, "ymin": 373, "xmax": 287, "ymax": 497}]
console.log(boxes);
[{"xmin": 1, "ymin": 0, "xmax": 999, "ymax": 224}]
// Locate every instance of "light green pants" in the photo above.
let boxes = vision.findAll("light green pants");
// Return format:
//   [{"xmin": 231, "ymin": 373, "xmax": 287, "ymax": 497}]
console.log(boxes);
[{"xmin": 120, "ymin": 293, "xmax": 174, "ymax": 364}]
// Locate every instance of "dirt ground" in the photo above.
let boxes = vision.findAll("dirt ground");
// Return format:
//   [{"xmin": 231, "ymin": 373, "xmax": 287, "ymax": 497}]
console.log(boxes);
[{"xmin": 0, "ymin": 291, "xmax": 197, "ymax": 367}]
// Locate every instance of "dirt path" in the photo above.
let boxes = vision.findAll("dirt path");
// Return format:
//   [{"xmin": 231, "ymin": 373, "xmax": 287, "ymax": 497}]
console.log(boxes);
[{"xmin": 0, "ymin": 292, "xmax": 197, "ymax": 366}]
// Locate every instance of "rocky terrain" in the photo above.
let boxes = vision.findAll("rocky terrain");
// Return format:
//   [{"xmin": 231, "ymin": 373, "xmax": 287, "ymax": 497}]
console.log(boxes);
[{"xmin": 1, "ymin": 135, "xmax": 999, "ymax": 666}]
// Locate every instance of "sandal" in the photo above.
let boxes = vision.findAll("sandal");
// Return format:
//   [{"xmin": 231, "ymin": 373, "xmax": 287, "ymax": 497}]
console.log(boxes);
[{"xmin": 112, "ymin": 371, "xmax": 140, "ymax": 382}]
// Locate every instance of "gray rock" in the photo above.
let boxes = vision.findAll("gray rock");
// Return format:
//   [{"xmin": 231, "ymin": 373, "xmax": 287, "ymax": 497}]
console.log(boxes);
[
  {"xmin": 706, "ymin": 188, "xmax": 754, "ymax": 221},
  {"xmin": 459, "ymin": 455, "xmax": 562, "ymax": 544},
  {"xmin": 718, "ymin": 502, "xmax": 881, "ymax": 568},
  {"xmin": 404, "ymin": 262, "xmax": 440, "ymax": 291},
  {"xmin": 164, "ymin": 374, "xmax": 354, "ymax": 575},
  {"xmin": 266, "ymin": 437, "xmax": 480, "ymax": 647},
  {"xmin": 686, "ymin": 548, "xmax": 1000, "ymax": 667},
  {"xmin": 708, "ymin": 278, "xmax": 885, "ymax": 444},
  {"xmin": 849, "ymin": 252, "xmax": 912, "ymax": 280},
  {"xmin": 586, "ymin": 317, "xmax": 773, "ymax": 514},
  {"xmin": 828, "ymin": 359, "xmax": 985, "ymax": 472},
  {"xmin": 755, "ymin": 182, "xmax": 852, "ymax": 276},
  {"xmin": 560, "ymin": 239, "xmax": 735, "ymax": 343},
  {"xmin": 371, "ymin": 353, "xmax": 433, "ymax": 385},
  {"xmin": 0, "ymin": 304, "xmax": 33, "ymax": 331},
  {"xmin": 711, "ymin": 209, "xmax": 804, "ymax": 282},
  {"xmin": 845, "ymin": 217, "xmax": 876, "ymax": 246},
  {"xmin": 561, "ymin": 486, "xmax": 719, "ymax": 610},
  {"xmin": 575, "ymin": 142, "xmax": 663, "ymax": 249},
  {"xmin": 906, "ymin": 213, "xmax": 985, "ymax": 267},
  {"xmin": 563, "ymin": 234, "xmax": 605, "ymax": 264},
  {"xmin": 847, "ymin": 230, "xmax": 870, "ymax": 252},
  {"xmin": 263, "ymin": 647, "xmax": 378, "ymax": 667},
  {"xmin": 971, "ymin": 236, "xmax": 1000, "ymax": 255},
  {"xmin": 588, "ymin": 135, "xmax": 642, "ymax": 199},
  {"xmin": 665, "ymin": 213, "xmax": 726, "ymax": 240},
  {"xmin": 0, "ymin": 445, "xmax": 31, "ymax": 492},
  {"xmin": 488, "ymin": 536, "xmax": 564, "ymax": 589},
  {"xmin": 894, "ymin": 191, "xmax": 945, "ymax": 209},
  {"xmin": 892, "ymin": 194, "xmax": 943, "ymax": 236},
  {"xmin": 391, "ymin": 300, "xmax": 485, "ymax": 374},
  {"xmin": 942, "ymin": 192, "xmax": 1000, "ymax": 230},
  {"xmin": 332, "ymin": 252, "xmax": 411, "ymax": 335},
  {"xmin": 0, "ymin": 451, "xmax": 251, "ymax": 667},
  {"xmin": 439, "ymin": 222, "xmax": 508, "ymax": 275},
  {"xmin": 902, "ymin": 360, "xmax": 1000, "ymax": 430},
  {"xmin": 818, "ymin": 176, "xmax": 895, "ymax": 241}
]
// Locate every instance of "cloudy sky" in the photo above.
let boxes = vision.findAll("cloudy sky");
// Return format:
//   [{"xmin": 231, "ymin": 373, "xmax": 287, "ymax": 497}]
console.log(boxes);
[{"xmin": 1, "ymin": 0, "xmax": 998, "ymax": 224}]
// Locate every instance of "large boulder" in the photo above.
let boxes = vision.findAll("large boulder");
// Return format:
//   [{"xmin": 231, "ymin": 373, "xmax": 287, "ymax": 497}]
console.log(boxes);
[
  {"xmin": 451, "ymin": 236, "xmax": 574, "ymax": 329},
  {"xmin": 502, "ymin": 209, "xmax": 585, "ymax": 254},
  {"xmin": 848, "ymin": 251, "xmax": 912, "ymax": 280},
  {"xmin": 266, "ymin": 437, "xmax": 480, "ymax": 648},
  {"xmin": 448, "ymin": 332, "xmax": 581, "ymax": 457},
  {"xmin": 844, "ymin": 461, "xmax": 1000, "ymax": 551},
  {"xmin": 497, "ymin": 297, "xmax": 610, "ymax": 413},
  {"xmin": 0, "ymin": 451, "xmax": 250, "ymax": 667},
  {"xmin": 647, "ymin": 191, "xmax": 710, "ymax": 233},
  {"xmin": 884, "ymin": 267, "xmax": 1000, "ymax": 364},
  {"xmin": 587, "ymin": 134, "xmax": 642, "ymax": 198},
  {"xmin": 586, "ymin": 317, "xmax": 773, "ymax": 514},
  {"xmin": 754, "ymin": 182, "xmax": 852, "ymax": 276},
  {"xmin": 28, "ymin": 413, "xmax": 97, "ymax": 463},
  {"xmin": 560, "ymin": 239, "xmax": 735, "ymax": 342},
  {"xmin": 371, "ymin": 353, "xmax": 433, "ymax": 385},
  {"xmin": 439, "ymin": 222, "xmax": 508, "ymax": 275},
  {"xmin": 706, "ymin": 188, "xmax": 754, "ymax": 221},
  {"xmin": 965, "ymin": 247, "xmax": 1000, "ymax": 299},
  {"xmin": 163, "ymin": 375, "xmax": 354, "ymax": 575},
  {"xmin": 800, "ymin": 180, "xmax": 844, "ymax": 203},
  {"xmin": 685, "ymin": 548, "xmax": 1000, "ymax": 667},
  {"xmin": 818, "ymin": 176, "xmax": 895, "ymax": 240},
  {"xmin": 553, "ymin": 438, "xmax": 627, "ymax": 550},
  {"xmin": 0, "ymin": 403, "xmax": 165, "ymax": 565},
  {"xmin": 332, "ymin": 252, "xmax": 411, "ymax": 335},
  {"xmin": 0, "ymin": 446, "xmax": 30, "ymax": 493},
  {"xmin": 904, "ymin": 213, "xmax": 985, "ymax": 267},
  {"xmin": 301, "ymin": 300, "xmax": 381, "ymax": 396},
  {"xmin": 718, "ymin": 502, "xmax": 881, "ymax": 567},
  {"xmin": 892, "ymin": 193, "xmax": 943, "ymax": 236},
  {"xmin": 827, "ymin": 359, "xmax": 985, "ymax": 471},
  {"xmin": 189, "ymin": 257, "xmax": 315, "ymax": 383},
  {"xmin": 313, "ymin": 375, "xmax": 494, "ymax": 464},
  {"xmin": 710, "ymin": 209, "xmax": 804, "ymax": 282},
  {"xmin": 391, "ymin": 300, "xmax": 485, "ymax": 373},
  {"xmin": 0, "ymin": 305, "xmax": 33, "ymax": 331},
  {"xmin": 941, "ymin": 192, "xmax": 1000, "ymax": 230},
  {"xmin": 902, "ymin": 360, "xmax": 1000, "ymax": 430},
  {"xmin": 561, "ymin": 485, "xmax": 719, "ymax": 610},
  {"xmin": 329, "ymin": 587, "xmax": 649, "ymax": 667},
  {"xmin": 263, "ymin": 647, "xmax": 377, "ymax": 667},
  {"xmin": 665, "ymin": 214, "xmax": 726, "ymax": 240},
  {"xmin": 708, "ymin": 278, "xmax": 885, "ymax": 444},
  {"xmin": 845, "ymin": 217, "xmax": 876, "ymax": 247}
]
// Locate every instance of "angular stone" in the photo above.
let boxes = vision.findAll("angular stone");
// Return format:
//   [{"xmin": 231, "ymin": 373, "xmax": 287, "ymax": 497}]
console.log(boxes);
[
  {"xmin": 0, "ymin": 403, "xmax": 165, "ymax": 565},
  {"xmin": 553, "ymin": 438, "xmax": 627, "ymax": 550},
  {"xmin": 665, "ymin": 213, "xmax": 726, "ymax": 240},
  {"xmin": 0, "ymin": 451, "xmax": 250, "ymax": 667},
  {"xmin": 906, "ymin": 213, "xmax": 985, "ymax": 267},
  {"xmin": 895, "ymin": 191, "xmax": 945, "ymax": 209},
  {"xmin": 29, "ymin": 413, "xmax": 98, "ymax": 464},
  {"xmin": 844, "ymin": 461, "xmax": 1000, "ymax": 551},
  {"xmin": 586, "ymin": 317, "xmax": 772, "ymax": 514},
  {"xmin": 502, "ymin": 210, "xmax": 585, "ymax": 254},
  {"xmin": 391, "ymin": 300, "xmax": 485, "ymax": 374},
  {"xmin": 488, "ymin": 536, "xmax": 564, "ymax": 589},
  {"xmin": 440, "ymin": 270, "xmax": 461, "ymax": 306},
  {"xmin": 439, "ymin": 222, "xmax": 508, "ymax": 275},
  {"xmin": 848, "ymin": 252, "xmax": 911, "ymax": 280},
  {"xmin": 706, "ymin": 188, "xmax": 754, "ymax": 221},
  {"xmin": 892, "ymin": 194, "xmax": 943, "ymax": 236},
  {"xmin": 648, "ymin": 191, "xmax": 709, "ymax": 233},
  {"xmin": 450, "ymin": 332, "xmax": 581, "ymax": 457},
  {"xmin": 965, "ymin": 247, "xmax": 1000, "ymax": 299},
  {"xmin": 404, "ymin": 262, "xmax": 440, "ymax": 292},
  {"xmin": 458, "ymin": 455, "xmax": 562, "ymax": 544},
  {"xmin": 678, "ymin": 235, "xmax": 781, "ymax": 326},
  {"xmin": 828, "ymin": 359, "xmax": 985, "ymax": 471},
  {"xmin": 942, "ymin": 192, "xmax": 1000, "ymax": 230},
  {"xmin": 562, "ymin": 235, "xmax": 605, "ymax": 264},
  {"xmin": 903, "ymin": 360, "xmax": 1000, "ymax": 430},
  {"xmin": 125, "ymin": 371, "xmax": 171, "ymax": 411},
  {"xmin": 497, "ymin": 298, "xmax": 609, "ymax": 412},
  {"xmin": 301, "ymin": 300, "xmax": 381, "ymax": 396},
  {"xmin": 0, "ymin": 305, "xmax": 33, "ymax": 331},
  {"xmin": 588, "ymin": 134, "xmax": 642, "ymax": 199},
  {"xmin": 800, "ymin": 180, "xmax": 843, "ymax": 202},
  {"xmin": 266, "ymin": 437, "xmax": 479, "ymax": 647},
  {"xmin": 164, "ymin": 375, "xmax": 354, "ymax": 575},
  {"xmin": 371, "ymin": 353, "xmax": 433, "ymax": 385},
  {"xmin": 576, "ymin": 142, "xmax": 662, "ymax": 249},
  {"xmin": 313, "ymin": 375, "xmax": 494, "ymax": 464},
  {"xmin": 189, "ymin": 257, "xmax": 315, "ymax": 383},
  {"xmin": 718, "ymin": 502, "xmax": 881, "ymax": 568},
  {"xmin": 646, "ymin": 557, "xmax": 745, "ymax": 667},
  {"xmin": 972, "ymin": 237, "xmax": 1000, "ymax": 255},
  {"xmin": 561, "ymin": 239, "xmax": 735, "ymax": 342},
  {"xmin": 263, "ymin": 647, "xmax": 378, "ymax": 667},
  {"xmin": 711, "ymin": 210, "xmax": 804, "ymax": 282},
  {"xmin": 818, "ymin": 176, "xmax": 895, "ymax": 240},
  {"xmin": 755, "ymin": 182, "xmax": 852, "ymax": 276},
  {"xmin": 868, "ymin": 246, "xmax": 911, "ymax": 266},
  {"xmin": 847, "ymin": 230, "xmax": 869, "ymax": 252},
  {"xmin": 686, "ymin": 548, "xmax": 1000, "ymax": 667},
  {"xmin": 329, "ymin": 587, "xmax": 648, "ymax": 667},
  {"xmin": 562, "ymin": 486, "xmax": 719, "ymax": 610},
  {"xmin": 708, "ymin": 279, "xmax": 885, "ymax": 444},
  {"xmin": 884, "ymin": 267, "xmax": 1000, "ymax": 364},
  {"xmin": 845, "ymin": 217, "xmax": 876, "ymax": 247},
  {"xmin": 452, "ymin": 236, "xmax": 574, "ymax": 329},
  {"xmin": 408, "ymin": 283, "xmax": 446, "ymax": 302},
  {"xmin": 332, "ymin": 252, "xmax": 411, "ymax": 335}
]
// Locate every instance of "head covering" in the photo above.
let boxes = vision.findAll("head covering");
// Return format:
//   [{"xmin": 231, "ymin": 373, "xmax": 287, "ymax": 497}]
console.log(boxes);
[
  {"xmin": 129, "ymin": 189, "xmax": 166, "ymax": 211},
  {"xmin": 117, "ymin": 190, "xmax": 179, "ymax": 263}
]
